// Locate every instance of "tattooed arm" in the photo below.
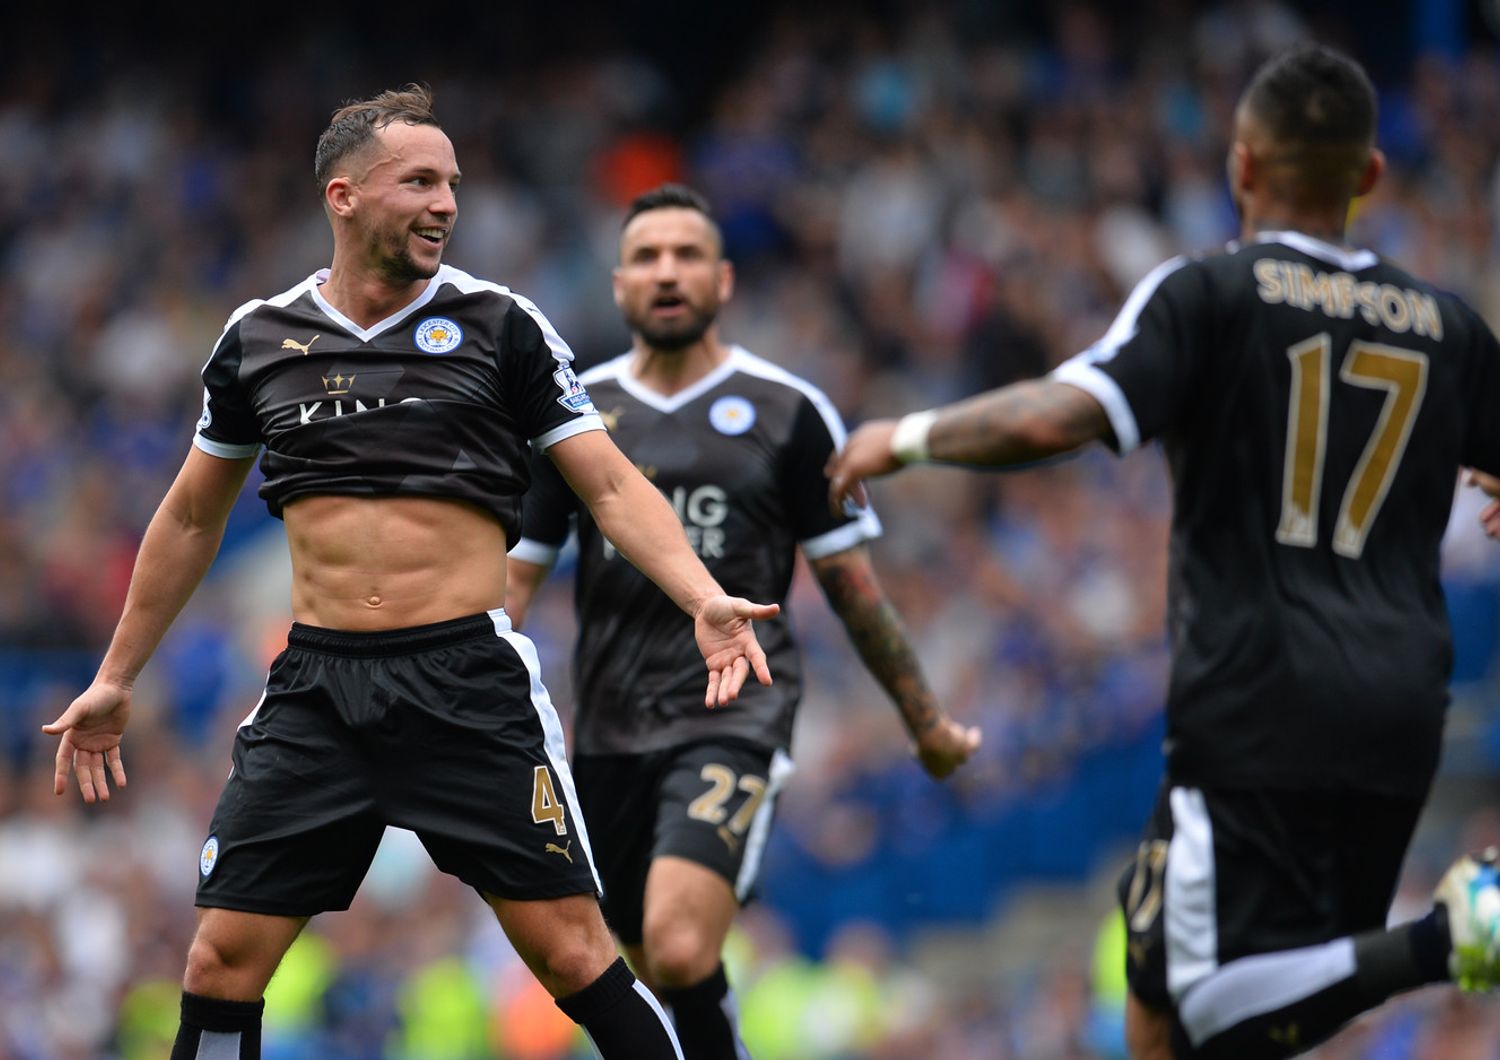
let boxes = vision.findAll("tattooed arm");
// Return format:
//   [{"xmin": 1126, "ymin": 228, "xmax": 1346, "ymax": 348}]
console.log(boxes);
[
  {"xmin": 809, "ymin": 544, "xmax": 980, "ymax": 779},
  {"xmin": 826, "ymin": 379, "xmax": 1111, "ymax": 509}
]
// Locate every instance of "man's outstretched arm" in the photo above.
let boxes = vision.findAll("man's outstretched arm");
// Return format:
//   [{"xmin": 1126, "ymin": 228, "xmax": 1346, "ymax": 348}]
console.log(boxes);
[
  {"xmin": 544, "ymin": 430, "xmax": 779, "ymax": 706},
  {"xmin": 45, "ymin": 447, "xmax": 256, "ymax": 803},
  {"xmin": 810, "ymin": 545, "xmax": 980, "ymax": 778},
  {"xmin": 826, "ymin": 379, "xmax": 1112, "ymax": 509}
]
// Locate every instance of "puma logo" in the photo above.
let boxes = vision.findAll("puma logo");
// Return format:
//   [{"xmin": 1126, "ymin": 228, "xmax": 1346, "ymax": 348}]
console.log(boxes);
[
  {"xmin": 717, "ymin": 826, "xmax": 741, "ymax": 854},
  {"xmin": 545, "ymin": 841, "xmax": 573, "ymax": 863},
  {"xmin": 282, "ymin": 335, "xmax": 320, "ymax": 355}
]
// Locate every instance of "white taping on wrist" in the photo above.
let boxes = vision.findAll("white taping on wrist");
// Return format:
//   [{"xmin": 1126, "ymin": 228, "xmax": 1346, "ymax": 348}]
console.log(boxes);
[{"xmin": 891, "ymin": 410, "xmax": 938, "ymax": 465}]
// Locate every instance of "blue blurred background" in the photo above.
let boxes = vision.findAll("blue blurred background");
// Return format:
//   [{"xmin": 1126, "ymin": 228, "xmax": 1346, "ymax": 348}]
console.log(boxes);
[{"xmin": 4, "ymin": 1, "xmax": 1500, "ymax": 1056}]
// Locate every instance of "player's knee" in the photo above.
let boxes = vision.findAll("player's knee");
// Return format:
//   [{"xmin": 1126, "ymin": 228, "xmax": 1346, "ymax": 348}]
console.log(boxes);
[
  {"xmin": 182, "ymin": 932, "xmax": 263, "ymax": 996},
  {"xmin": 538, "ymin": 936, "xmax": 618, "ymax": 997},
  {"xmin": 643, "ymin": 921, "xmax": 717, "ymax": 988}
]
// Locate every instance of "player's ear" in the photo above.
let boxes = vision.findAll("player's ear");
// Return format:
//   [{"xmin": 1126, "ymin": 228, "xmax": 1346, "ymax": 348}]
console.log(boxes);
[
  {"xmin": 1355, "ymin": 147, "xmax": 1385, "ymax": 198},
  {"xmin": 717, "ymin": 259, "xmax": 735, "ymax": 303},
  {"xmin": 612, "ymin": 266, "xmax": 626, "ymax": 309},
  {"xmin": 1227, "ymin": 140, "xmax": 1254, "ymax": 197},
  {"xmin": 325, "ymin": 176, "xmax": 356, "ymax": 219}
]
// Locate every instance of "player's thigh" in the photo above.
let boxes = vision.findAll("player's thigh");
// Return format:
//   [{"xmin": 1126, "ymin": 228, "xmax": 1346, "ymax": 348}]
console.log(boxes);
[
  {"xmin": 1117, "ymin": 784, "xmax": 1360, "ymax": 1012},
  {"xmin": 652, "ymin": 741, "xmax": 792, "ymax": 906},
  {"xmin": 1124, "ymin": 990, "xmax": 1174, "ymax": 1060},
  {"xmin": 196, "ymin": 651, "xmax": 385, "ymax": 917},
  {"xmin": 572, "ymin": 750, "xmax": 668, "ymax": 947},
  {"xmin": 388, "ymin": 629, "xmax": 600, "ymax": 902}
]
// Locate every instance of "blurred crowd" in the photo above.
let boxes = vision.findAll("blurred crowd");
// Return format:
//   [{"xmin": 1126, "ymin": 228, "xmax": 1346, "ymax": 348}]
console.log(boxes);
[{"xmin": 4, "ymin": 0, "xmax": 1500, "ymax": 1056}]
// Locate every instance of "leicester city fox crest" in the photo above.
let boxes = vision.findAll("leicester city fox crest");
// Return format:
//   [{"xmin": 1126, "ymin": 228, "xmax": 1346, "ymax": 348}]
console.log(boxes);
[{"xmin": 199, "ymin": 835, "xmax": 220, "ymax": 878}]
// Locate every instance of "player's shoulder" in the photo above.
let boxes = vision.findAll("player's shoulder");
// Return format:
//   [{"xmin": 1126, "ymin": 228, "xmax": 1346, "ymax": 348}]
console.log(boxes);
[
  {"xmin": 208, "ymin": 272, "xmax": 322, "ymax": 361},
  {"xmin": 724, "ymin": 346, "xmax": 853, "ymax": 441},
  {"xmin": 725, "ymin": 346, "xmax": 835, "ymax": 406}
]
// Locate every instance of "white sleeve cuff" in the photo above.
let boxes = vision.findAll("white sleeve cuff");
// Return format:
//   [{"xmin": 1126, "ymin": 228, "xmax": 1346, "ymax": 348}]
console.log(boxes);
[
  {"xmin": 193, "ymin": 434, "xmax": 262, "ymax": 459},
  {"xmin": 533, "ymin": 415, "xmax": 605, "ymax": 451},
  {"xmin": 509, "ymin": 537, "xmax": 561, "ymax": 565},
  {"xmin": 800, "ymin": 507, "xmax": 883, "ymax": 561},
  {"xmin": 1050, "ymin": 360, "xmax": 1141, "ymax": 454}
]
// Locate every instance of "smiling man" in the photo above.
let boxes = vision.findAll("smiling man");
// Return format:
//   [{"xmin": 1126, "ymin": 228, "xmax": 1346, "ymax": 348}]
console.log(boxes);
[
  {"xmin": 43, "ymin": 87, "xmax": 783, "ymax": 1060},
  {"xmin": 507, "ymin": 184, "xmax": 979, "ymax": 1058}
]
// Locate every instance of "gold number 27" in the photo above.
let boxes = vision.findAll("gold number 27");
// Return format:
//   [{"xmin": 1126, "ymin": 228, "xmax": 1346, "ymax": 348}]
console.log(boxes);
[{"xmin": 1276, "ymin": 335, "xmax": 1428, "ymax": 559}]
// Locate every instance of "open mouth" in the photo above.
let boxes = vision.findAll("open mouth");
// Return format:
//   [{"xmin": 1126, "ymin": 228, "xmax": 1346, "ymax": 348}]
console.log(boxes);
[
  {"xmin": 414, "ymin": 227, "xmax": 447, "ymax": 246},
  {"xmin": 652, "ymin": 294, "xmax": 686, "ymax": 313}
]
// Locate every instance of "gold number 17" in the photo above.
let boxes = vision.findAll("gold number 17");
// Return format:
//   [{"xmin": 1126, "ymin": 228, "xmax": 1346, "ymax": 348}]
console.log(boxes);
[{"xmin": 1277, "ymin": 335, "xmax": 1428, "ymax": 559}]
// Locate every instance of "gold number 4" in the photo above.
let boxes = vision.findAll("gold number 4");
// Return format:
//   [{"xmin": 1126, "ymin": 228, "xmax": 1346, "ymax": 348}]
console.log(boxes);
[
  {"xmin": 688, "ymin": 764, "xmax": 768, "ymax": 836},
  {"xmin": 1277, "ymin": 335, "xmax": 1428, "ymax": 559},
  {"xmin": 532, "ymin": 766, "xmax": 567, "ymax": 835}
]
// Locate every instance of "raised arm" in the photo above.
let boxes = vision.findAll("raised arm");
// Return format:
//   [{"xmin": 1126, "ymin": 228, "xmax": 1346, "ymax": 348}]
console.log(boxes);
[
  {"xmin": 544, "ymin": 430, "xmax": 779, "ymax": 705},
  {"xmin": 44, "ymin": 447, "xmax": 256, "ymax": 803},
  {"xmin": 810, "ymin": 545, "xmax": 980, "ymax": 779},
  {"xmin": 826, "ymin": 378, "xmax": 1112, "ymax": 509}
]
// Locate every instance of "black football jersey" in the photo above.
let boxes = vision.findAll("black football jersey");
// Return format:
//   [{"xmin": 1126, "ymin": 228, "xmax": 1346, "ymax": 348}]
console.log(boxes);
[
  {"xmin": 513, "ymin": 346, "xmax": 882, "ymax": 756},
  {"xmin": 193, "ymin": 265, "xmax": 603, "ymax": 543},
  {"xmin": 1053, "ymin": 230, "xmax": 1500, "ymax": 797}
]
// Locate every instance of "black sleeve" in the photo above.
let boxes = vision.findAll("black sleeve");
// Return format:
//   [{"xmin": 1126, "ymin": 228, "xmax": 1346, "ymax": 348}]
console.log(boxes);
[
  {"xmin": 1049, "ymin": 257, "xmax": 1213, "ymax": 453},
  {"xmin": 194, "ymin": 319, "xmax": 263, "ymax": 456},
  {"xmin": 500, "ymin": 295, "xmax": 604, "ymax": 449},
  {"xmin": 513, "ymin": 443, "xmax": 579, "ymax": 558},
  {"xmin": 781, "ymin": 392, "xmax": 882, "ymax": 560}
]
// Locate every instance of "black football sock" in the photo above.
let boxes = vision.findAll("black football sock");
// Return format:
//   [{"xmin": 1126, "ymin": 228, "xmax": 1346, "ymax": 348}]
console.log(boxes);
[
  {"xmin": 658, "ymin": 963, "xmax": 747, "ymax": 1060},
  {"xmin": 170, "ymin": 992, "xmax": 264, "ymax": 1060},
  {"xmin": 555, "ymin": 956, "xmax": 683, "ymax": 1059}
]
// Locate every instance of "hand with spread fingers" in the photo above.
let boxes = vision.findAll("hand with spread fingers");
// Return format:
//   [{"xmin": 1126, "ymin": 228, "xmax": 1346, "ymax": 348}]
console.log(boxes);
[
  {"xmin": 43, "ymin": 681, "xmax": 131, "ymax": 804},
  {"xmin": 695, "ymin": 595, "xmax": 781, "ymax": 706}
]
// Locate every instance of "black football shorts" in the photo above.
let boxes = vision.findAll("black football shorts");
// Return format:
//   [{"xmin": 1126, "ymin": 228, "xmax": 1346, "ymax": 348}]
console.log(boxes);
[
  {"xmin": 195, "ymin": 609, "xmax": 599, "ymax": 915},
  {"xmin": 1117, "ymin": 780, "xmax": 1423, "ymax": 1014},
  {"xmin": 572, "ymin": 740, "xmax": 795, "ymax": 944}
]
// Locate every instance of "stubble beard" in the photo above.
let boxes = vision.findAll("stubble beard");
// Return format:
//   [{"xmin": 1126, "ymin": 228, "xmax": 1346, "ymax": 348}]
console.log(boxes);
[
  {"xmin": 629, "ymin": 303, "xmax": 718, "ymax": 352},
  {"xmin": 374, "ymin": 226, "xmax": 439, "ymax": 285}
]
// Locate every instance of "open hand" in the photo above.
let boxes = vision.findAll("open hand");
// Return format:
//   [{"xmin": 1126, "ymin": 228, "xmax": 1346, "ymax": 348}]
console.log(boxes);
[
  {"xmin": 694, "ymin": 595, "xmax": 781, "ymax": 707},
  {"xmin": 42, "ymin": 682, "xmax": 131, "ymax": 804}
]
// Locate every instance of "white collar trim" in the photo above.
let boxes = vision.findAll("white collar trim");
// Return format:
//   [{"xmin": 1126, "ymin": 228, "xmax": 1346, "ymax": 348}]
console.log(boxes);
[
  {"xmin": 612, "ymin": 345, "xmax": 746, "ymax": 413},
  {"xmin": 1251, "ymin": 230, "xmax": 1378, "ymax": 272},
  {"xmin": 309, "ymin": 266, "xmax": 449, "ymax": 342}
]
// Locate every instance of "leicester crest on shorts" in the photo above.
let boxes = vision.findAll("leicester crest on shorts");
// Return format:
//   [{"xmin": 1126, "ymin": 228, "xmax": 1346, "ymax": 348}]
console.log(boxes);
[{"xmin": 199, "ymin": 835, "xmax": 220, "ymax": 878}]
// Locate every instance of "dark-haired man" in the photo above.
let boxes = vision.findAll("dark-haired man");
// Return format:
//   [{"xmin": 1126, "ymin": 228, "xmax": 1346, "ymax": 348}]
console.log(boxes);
[
  {"xmin": 830, "ymin": 44, "xmax": 1500, "ymax": 1059},
  {"xmin": 507, "ymin": 184, "xmax": 980, "ymax": 1058},
  {"xmin": 44, "ymin": 86, "xmax": 782, "ymax": 1060}
]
